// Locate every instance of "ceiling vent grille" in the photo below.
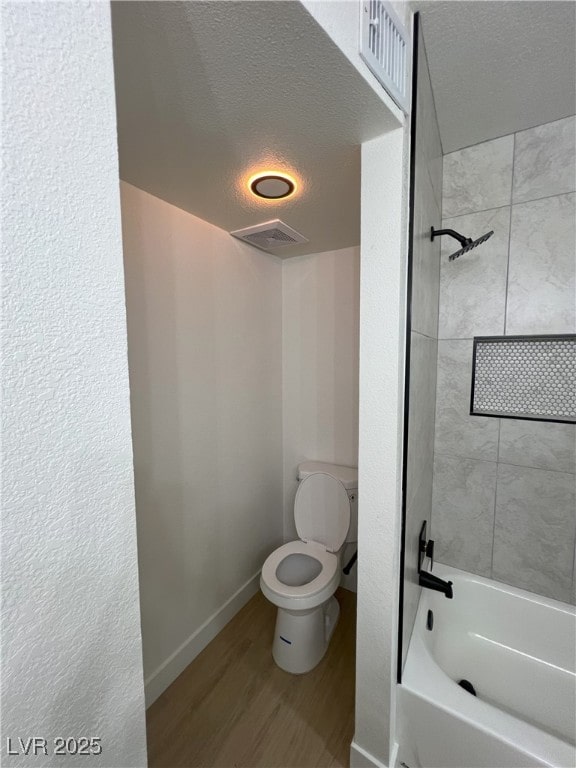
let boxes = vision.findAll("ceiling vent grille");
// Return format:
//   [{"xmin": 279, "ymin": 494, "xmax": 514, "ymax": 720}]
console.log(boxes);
[
  {"xmin": 360, "ymin": 1, "xmax": 411, "ymax": 114},
  {"xmin": 230, "ymin": 220, "xmax": 308, "ymax": 252}
]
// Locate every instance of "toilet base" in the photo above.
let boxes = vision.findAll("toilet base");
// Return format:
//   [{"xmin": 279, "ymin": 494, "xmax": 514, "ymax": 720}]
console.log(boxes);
[{"xmin": 272, "ymin": 596, "xmax": 340, "ymax": 674}]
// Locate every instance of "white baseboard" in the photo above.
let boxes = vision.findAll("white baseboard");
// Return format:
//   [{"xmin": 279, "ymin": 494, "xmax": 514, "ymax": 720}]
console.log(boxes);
[
  {"xmin": 350, "ymin": 740, "xmax": 391, "ymax": 768},
  {"xmin": 144, "ymin": 571, "xmax": 261, "ymax": 707},
  {"xmin": 350, "ymin": 740, "xmax": 398, "ymax": 768}
]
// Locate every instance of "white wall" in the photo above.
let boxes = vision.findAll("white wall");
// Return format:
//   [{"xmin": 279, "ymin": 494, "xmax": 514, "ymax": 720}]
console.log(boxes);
[
  {"xmin": 120, "ymin": 182, "xmax": 284, "ymax": 703},
  {"xmin": 301, "ymin": 0, "xmax": 408, "ymax": 124},
  {"xmin": 1, "ymin": 4, "xmax": 147, "ymax": 766},
  {"xmin": 352, "ymin": 127, "xmax": 409, "ymax": 768},
  {"xmin": 282, "ymin": 246, "xmax": 360, "ymax": 586}
]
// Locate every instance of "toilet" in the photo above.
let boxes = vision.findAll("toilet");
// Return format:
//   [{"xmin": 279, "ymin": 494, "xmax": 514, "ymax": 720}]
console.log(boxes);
[{"xmin": 260, "ymin": 461, "xmax": 358, "ymax": 674}]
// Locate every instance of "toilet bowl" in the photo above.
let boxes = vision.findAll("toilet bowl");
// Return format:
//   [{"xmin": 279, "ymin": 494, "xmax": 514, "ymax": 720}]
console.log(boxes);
[{"xmin": 260, "ymin": 462, "xmax": 358, "ymax": 674}]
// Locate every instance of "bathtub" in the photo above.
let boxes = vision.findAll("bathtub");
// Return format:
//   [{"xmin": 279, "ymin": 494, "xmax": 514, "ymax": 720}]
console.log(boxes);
[{"xmin": 398, "ymin": 566, "xmax": 576, "ymax": 768}]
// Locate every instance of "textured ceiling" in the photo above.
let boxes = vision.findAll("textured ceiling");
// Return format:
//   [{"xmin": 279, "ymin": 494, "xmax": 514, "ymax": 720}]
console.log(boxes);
[
  {"xmin": 111, "ymin": 1, "xmax": 399, "ymax": 258},
  {"xmin": 413, "ymin": 1, "xmax": 576, "ymax": 153}
]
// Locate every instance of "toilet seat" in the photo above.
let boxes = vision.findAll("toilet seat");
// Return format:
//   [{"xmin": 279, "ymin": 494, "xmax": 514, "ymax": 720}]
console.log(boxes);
[{"xmin": 260, "ymin": 540, "xmax": 339, "ymax": 611}]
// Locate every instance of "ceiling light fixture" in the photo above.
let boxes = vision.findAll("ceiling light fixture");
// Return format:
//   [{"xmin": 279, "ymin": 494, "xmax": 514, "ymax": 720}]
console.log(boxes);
[{"xmin": 248, "ymin": 172, "xmax": 296, "ymax": 200}]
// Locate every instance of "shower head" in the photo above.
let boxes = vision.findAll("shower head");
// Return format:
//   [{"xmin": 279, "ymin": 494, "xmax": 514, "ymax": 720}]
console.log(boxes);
[
  {"xmin": 448, "ymin": 230, "xmax": 494, "ymax": 261},
  {"xmin": 430, "ymin": 226, "xmax": 494, "ymax": 261}
]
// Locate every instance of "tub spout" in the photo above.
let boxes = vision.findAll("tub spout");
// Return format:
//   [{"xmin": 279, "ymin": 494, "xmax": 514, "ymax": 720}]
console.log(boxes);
[{"xmin": 419, "ymin": 570, "xmax": 453, "ymax": 599}]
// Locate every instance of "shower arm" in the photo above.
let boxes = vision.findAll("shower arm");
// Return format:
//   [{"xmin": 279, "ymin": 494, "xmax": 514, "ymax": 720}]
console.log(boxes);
[{"xmin": 430, "ymin": 226, "xmax": 473, "ymax": 248}]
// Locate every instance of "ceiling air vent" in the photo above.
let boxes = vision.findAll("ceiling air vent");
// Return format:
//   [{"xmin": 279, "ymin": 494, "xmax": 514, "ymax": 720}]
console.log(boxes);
[
  {"xmin": 360, "ymin": 1, "xmax": 411, "ymax": 114},
  {"xmin": 230, "ymin": 220, "xmax": 308, "ymax": 253}
]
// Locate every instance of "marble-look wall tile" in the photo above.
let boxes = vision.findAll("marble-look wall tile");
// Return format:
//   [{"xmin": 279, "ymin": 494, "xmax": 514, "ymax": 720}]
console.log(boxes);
[
  {"xmin": 499, "ymin": 420, "xmax": 576, "ymax": 474},
  {"xmin": 431, "ymin": 454, "xmax": 497, "ymax": 576},
  {"xmin": 415, "ymin": 30, "xmax": 443, "ymax": 211},
  {"xmin": 506, "ymin": 193, "xmax": 576, "ymax": 335},
  {"xmin": 443, "ymin": 135, "xmax": 513, "ymax": 218},
  {"xmin": 412, "ymin": 166, "xmax": 441, "ymax": 338},
  {"xmin": 512, "ymin": 116, "xmax": 576, "ymax": 204},
  {"xmin": 406, "ymin": 331, "xmax": 437, "ymax": 509},
  {"xmin": 434, "ymin": 118, "xmax": 576, "ymax": 603},
  {"xmin": 438, "ymin": 206, "xmax": 510, "ymax": 339},
  {"xmin": 435, "ymin": 339, "xmax": 499, "ymax": 461},
  {"xmin": 402, "ymin": 459, "xmax": 434, "ymax": 668},
  {"xmin": 492, "ymin": 464, "xmax": 576, "ymax": 602},
  {"xmin": 411, "ymin": 25, "xmax": 443, "ymax": 340},
  {"xmin": 572, "ymin": 541, "xmax": 576, "ymax": 605}
]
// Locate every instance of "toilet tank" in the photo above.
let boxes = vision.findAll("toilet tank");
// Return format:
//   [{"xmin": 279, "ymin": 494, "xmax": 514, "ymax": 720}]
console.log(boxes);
[{"xmin": 297, "ymin": 461, "xmax": 358, "ymax": 544}]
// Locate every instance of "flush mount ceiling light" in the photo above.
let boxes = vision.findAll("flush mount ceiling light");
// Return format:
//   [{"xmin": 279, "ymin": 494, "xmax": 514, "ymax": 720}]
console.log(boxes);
[{"xmin": 248, "ymin": 172, "xmax": 296, "ymax": 200}]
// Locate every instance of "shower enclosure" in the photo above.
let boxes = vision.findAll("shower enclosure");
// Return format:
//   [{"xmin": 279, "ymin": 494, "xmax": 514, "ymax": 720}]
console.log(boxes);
[{"xmin": 397, "ymin": 12, "xmax": 576, "ymax": 768}]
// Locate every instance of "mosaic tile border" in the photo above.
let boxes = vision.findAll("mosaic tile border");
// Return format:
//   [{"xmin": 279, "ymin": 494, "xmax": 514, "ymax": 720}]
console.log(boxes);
[{"xmin": 470, "ymin": 335, "xmax": 576, "ymax": 424}]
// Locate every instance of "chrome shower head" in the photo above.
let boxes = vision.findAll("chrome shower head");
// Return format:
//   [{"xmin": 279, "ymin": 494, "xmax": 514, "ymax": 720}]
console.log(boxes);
[{"xmin": 430, "ymin": 226, "xmax": 494, "ymax": 261}]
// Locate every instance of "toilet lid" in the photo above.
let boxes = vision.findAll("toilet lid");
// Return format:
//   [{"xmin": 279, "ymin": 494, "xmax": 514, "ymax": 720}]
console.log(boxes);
[{"xmin": 294, "ymin": 473, "xmax": 350, "ymax": 553}]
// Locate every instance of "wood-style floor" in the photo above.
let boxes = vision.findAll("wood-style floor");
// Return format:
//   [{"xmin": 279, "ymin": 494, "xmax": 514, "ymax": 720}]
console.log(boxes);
[{"xmin": 146, "ymin": 588, "xmax": 357, "ymax": 768}]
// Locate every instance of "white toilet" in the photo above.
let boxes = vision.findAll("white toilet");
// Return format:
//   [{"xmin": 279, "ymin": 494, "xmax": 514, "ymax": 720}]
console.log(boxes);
[{"xmin": 260, "ymin": 461, "xmax": 358, "ymax": 674}]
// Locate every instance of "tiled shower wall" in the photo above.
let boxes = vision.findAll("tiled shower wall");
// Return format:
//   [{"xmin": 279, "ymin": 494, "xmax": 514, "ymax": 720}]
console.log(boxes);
[{"xmin": 432, "ymin": 116, "xmax": 576, "ymax": 604}]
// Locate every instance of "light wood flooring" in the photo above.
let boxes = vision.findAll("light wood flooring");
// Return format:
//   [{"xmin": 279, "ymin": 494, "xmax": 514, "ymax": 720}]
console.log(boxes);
[{"xmin": 146, "ymin": 588, "xmax": 357, "ymax": 768}]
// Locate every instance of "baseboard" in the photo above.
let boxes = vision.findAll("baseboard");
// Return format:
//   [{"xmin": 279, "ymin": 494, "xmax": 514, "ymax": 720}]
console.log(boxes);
[
  {"xmin": 144, "ymin": 571, "xmax": 261, "ymax": 707},
  {"xmin": 350, "ymin": 740, "xmax": 391, "ymax": 768}
]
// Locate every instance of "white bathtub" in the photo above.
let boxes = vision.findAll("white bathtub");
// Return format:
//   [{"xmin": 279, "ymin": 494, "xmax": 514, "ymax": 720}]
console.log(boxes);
[{"xmin": 398, "ymin": 566, "xmax": 576, "ymax": 768}]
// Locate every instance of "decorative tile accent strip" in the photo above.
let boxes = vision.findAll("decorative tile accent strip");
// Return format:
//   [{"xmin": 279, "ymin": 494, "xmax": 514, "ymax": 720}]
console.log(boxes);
[{"xmin": 471, "ymin": 335, "xmax": 576, "ymax": 423}]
